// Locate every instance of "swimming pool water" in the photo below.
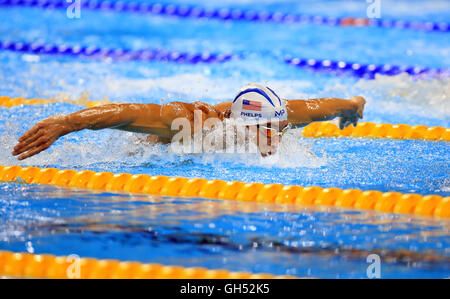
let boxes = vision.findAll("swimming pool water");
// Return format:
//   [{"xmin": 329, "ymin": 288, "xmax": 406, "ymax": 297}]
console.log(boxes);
[
  {"xmin": 0, "ymin": 0, "xmax": 449, "ymax": 278},
  {"xmin": 1, "ymin": 183, "xmax": 449, "ymax": 279}
]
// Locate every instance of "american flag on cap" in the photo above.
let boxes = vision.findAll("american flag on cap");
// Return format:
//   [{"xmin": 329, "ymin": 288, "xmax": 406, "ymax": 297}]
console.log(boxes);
[{"xmin": 242, "ymin": 99, "xmax": 262, "ymax": 111}]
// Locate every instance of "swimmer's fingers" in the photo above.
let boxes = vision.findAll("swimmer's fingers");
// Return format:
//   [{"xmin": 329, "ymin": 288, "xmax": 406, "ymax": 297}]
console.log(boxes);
[
  {"xmin": 339, "ymin": 117, "xmax": 345, "ymax": 129},
  {"xmin": 14, "ymin": 122, "xmax": 49, "ymax": 155},
  {"xmin": 17, "ymin": 129, "xmax": 45, "ymax": 150},
  {"xmin": 347, "ymin": 112, "xmax": 362, "ymax": 128},
  {"xmin": 12, "ymin": 132, "xmax": 45, "ymax": 156},
  {"xmin": 339, "ymin": 117, "xmax": 352, "ymax": 129},
  {"xmin": 13, "ymin": 117, "xmax": 70, "ymax": 159},
  {"xmin": 17, "ymin": 139, "xmax": 54, "ymax": 161},
  {"xmin": 13, "ymin": 134, "xmax": 48, "ymax": 156},
  {"xmin": 351, "ymin": 114, "xmax": 360, "ymax": 127},
  {"xmin": 17, "ymin": 123, "xmax": 43, "ymax": 143}
]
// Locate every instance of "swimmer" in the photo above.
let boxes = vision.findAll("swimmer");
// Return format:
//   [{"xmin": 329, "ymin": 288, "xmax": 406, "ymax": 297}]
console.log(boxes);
[{"xmin": 12, "ymin": 83, "xmax": 365, "ymax": 160}]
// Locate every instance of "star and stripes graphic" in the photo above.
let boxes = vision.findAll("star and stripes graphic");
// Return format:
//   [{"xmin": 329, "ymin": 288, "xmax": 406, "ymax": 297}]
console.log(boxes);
[{"xmin": 242, "ymin": 99, "xmax": 262, "ymax": 111}]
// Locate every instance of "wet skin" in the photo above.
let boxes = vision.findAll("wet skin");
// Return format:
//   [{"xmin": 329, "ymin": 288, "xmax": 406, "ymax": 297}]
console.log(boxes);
[{"xmin": 12, "ymin": 96, "xmax": 365, "ymax": 160}]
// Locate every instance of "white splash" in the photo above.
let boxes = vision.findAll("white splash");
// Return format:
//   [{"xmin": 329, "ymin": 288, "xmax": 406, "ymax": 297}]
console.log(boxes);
[
  {"xmin": 169, "ymin": 118, "xmax": 326, "ymax": 168},
  {"xmin": 0, "ymin": 116, "xmax": 326, "ymax": 170},
  {"xmin": 323, "ymin": 73, "xmax": 450, "ymax": 122},
  {"xmin": 103, "ymin": 73, "xmax": 313, "ymax": 102}
]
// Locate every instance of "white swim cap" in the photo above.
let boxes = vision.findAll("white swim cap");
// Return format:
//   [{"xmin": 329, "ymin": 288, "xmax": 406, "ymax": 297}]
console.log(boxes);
[{"xmin": 231, "ymin": 83, "xmax": 287, "ymax": 125}]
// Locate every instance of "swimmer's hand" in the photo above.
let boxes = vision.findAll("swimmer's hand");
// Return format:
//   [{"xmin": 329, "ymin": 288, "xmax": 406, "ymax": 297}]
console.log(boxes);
[
  {"xmin": 338, "ymin": 96, "xmax": 366, "ymax": 129},
  {"xmin": 12, "ymin": 116, "xmax": 71, "ymax": 160}
]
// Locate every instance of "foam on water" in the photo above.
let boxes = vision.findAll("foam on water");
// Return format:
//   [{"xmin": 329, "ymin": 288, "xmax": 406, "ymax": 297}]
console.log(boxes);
[
  {"xmin": 103, "ymin": 73, "xmax": 315, "ymax": 102},
  {"xmin": 0, "ymin": 117, "xmax": 326, "ymax": 170},
  {"xmin": 355, "ymin": 74, "xmax": 450, "ymax": 120},
  {"xmin": 320, "ymin": 74, "xmax": 450, "ymax": 126},
  {"xmin": 176, "ymin": 118, "xmax": 327, "ymax": 168}
]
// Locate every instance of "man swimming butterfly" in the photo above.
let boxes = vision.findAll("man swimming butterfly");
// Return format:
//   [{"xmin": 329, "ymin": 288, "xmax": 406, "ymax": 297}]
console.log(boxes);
[{"xmin": 12, "ymin": 83, "xmax": 366, "ymax": 160}]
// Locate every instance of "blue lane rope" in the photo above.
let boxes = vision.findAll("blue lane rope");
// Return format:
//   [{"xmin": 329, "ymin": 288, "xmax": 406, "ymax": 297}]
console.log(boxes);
[
  {"xmin": 283, "ymin": 56, "xmax": 448, "ymax": 79},
  {"xmin": 0, "ymin": 0, "xmax": 448, "ymax": 33},
  {"xmin": 1, "ymin": 40, "xmax": 447, "ymax": 80},
  {"xmin": 0, "ymin": 40, "xmax": 237, "ymax": 64},
  {"xmin": 0, "ymin": 41, "xmax": 450, "ymax": 79}
]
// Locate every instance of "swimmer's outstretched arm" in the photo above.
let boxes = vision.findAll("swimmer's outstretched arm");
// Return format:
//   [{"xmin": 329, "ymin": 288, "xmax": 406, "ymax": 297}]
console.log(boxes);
[
  {"xmin": 12, "ymin": 101, "xmax": 218, "ymax": 160},
  {"xmin": 11, "ymin": 104, "xmax": 160, "ymax": 160},
  {"xmin": 286, "ymin": 96, "xmax": 366, "ymax": 129},
  {"xmin": 213, "ymin": 96, "xmax": 366, "ymax": 129}
]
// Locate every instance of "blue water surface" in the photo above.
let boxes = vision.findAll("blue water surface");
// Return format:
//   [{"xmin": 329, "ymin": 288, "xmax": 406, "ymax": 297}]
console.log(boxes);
[{"xmin": 0, "ymin": 183, "xmax": 449, "ymax": 279}]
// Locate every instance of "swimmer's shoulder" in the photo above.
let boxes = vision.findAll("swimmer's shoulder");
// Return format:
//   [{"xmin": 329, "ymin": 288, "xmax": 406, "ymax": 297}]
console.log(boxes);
[
  {"xmin": 213, "ymin": 101, "xmax": 232, "ymax": 113},
  {"xmin": 161, "ymin": 100, "xmax": 230, "ymax": 113},
  {"xmin": 160, "ymin": 101, "xmax": 222, "ymax": 122}
]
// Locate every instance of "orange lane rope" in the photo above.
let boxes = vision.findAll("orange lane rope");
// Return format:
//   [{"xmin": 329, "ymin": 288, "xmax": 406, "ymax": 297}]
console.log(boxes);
[
  {"xmin": 302, "ymin": 121, "xmax": 449, "ymax": 141},
  {"xmin": 0, "ymin": 95, "xmax": 107, "ymax": 108},
  {"xmin": 0, "ymin": 165, "xmax": 449, "ymax": 218},
  {"xmin": 0, "ymin": 250, "xmax": 295, "ymax": 279}
]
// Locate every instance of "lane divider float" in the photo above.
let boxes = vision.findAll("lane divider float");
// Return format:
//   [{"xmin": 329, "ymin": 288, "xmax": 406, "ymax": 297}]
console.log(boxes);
[
  {"xmin": 0, "ymin": 95, "xmax": 107, "ymax": 108},
  {"xmin": 1, "ymin": 40, "xmax": 446, "ymax": 80},
  {"xmin": 302, "ymin": 121, "xmax": 450, "ymax": 141},
  {"xmin": 0, "ymin": 0, "xmax": 448, "ymax": 32},
  {"xmin": 283, "ymin": 56, "xmax": 448, "ymax": 79},
  {"xmin": 0, "ymin": 165, "xmax": 449, "ymax": 218},
  {"xmin": 0, "ymin": 40, "xmax": 236, "ymax": 64},
  {"xmin": 1, "ymin": 96, "xmax": 449, "ymax": 141},
  {"xmin": 0, "ymin": 250, "xmax": 295, "ymax": 279}
]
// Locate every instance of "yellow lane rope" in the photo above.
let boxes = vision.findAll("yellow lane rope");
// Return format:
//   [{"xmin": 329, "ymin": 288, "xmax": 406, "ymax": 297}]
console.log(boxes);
[
  {"xmin": 0, "ymin": 165, "xmax": 449, "ymax": 218},
  {"xmin": 302, "ymin": 121, "xmax": 450, "ymax": 141},
  {"xmin": 1, "ymin": 95, "xmax": 448, "ymax": 141},
  {"xmin": 0, "ymin": 95, "xmax": 107, "ymax": 108},
  {"xmin": 0, "ymin": 250, "xmax": 294, "ymax": 279}
]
